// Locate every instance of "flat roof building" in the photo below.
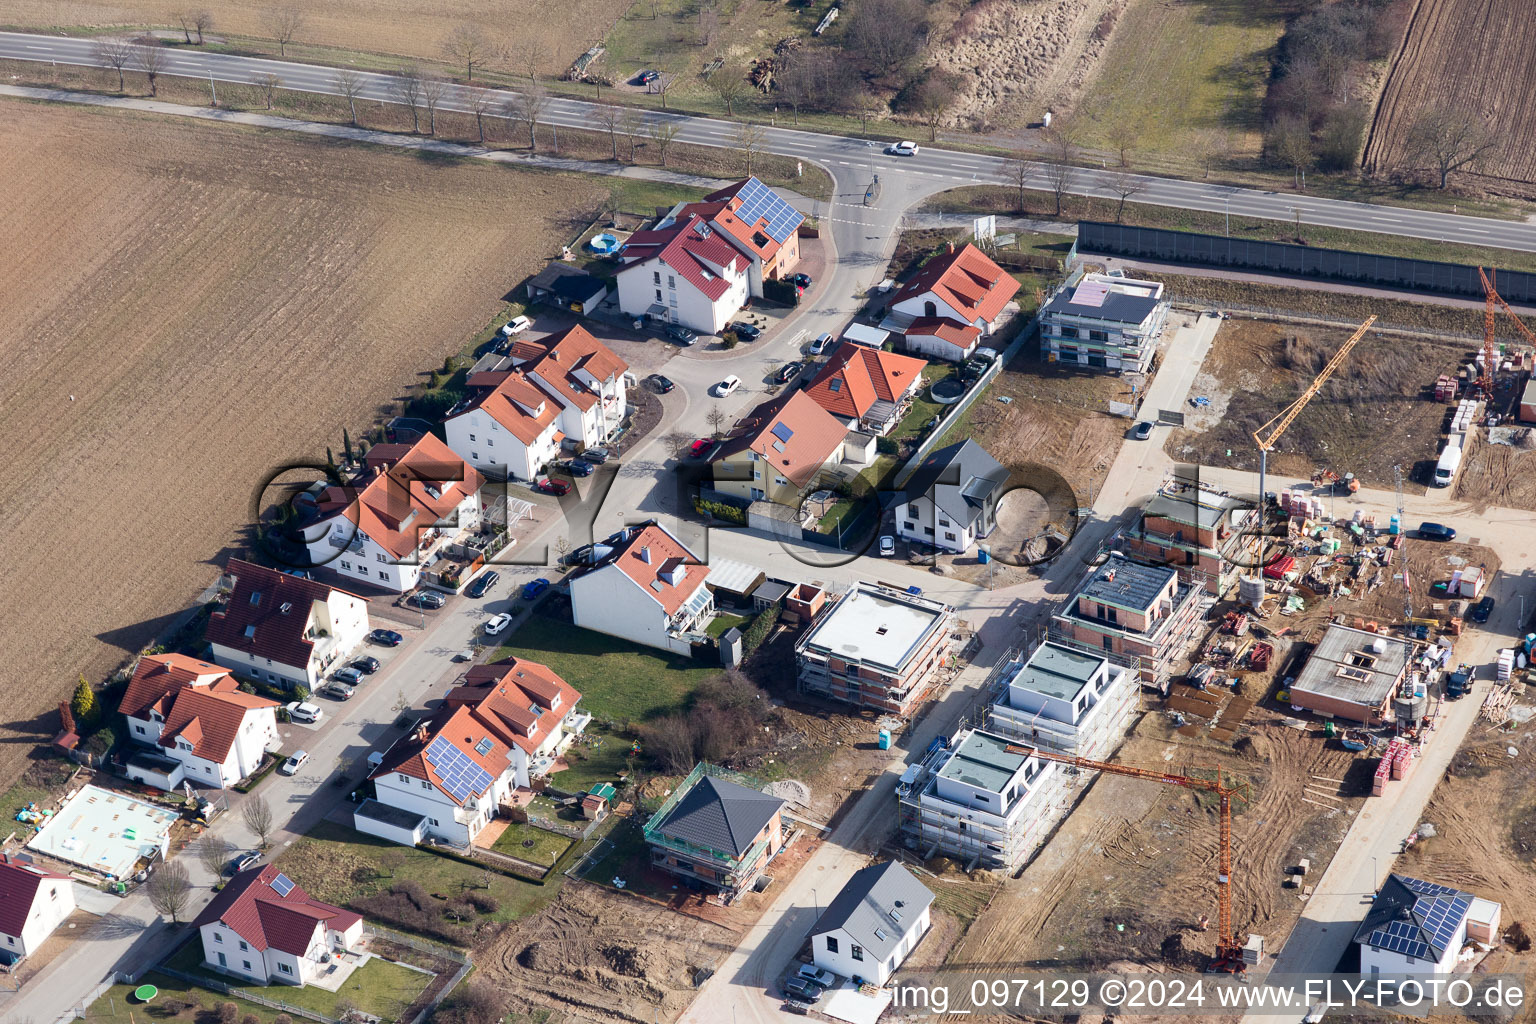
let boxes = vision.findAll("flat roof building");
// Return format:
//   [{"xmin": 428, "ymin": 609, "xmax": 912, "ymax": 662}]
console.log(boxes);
[
  {"xmin": 796, "ymin": 583, "xmax": 956, "ymax": 717},
  {"xmin": 1039, "ymin": 272, "xmax": 1168, "ymax": 374},
  {"xmin": 1289, "ymin": 624, "xmax": 1414, "ymax": 725},
  {"xmin": 27, "ymin": 785, "xmax": 175, "ymax": 880},
  {"xmin": 986, "ymin": 642, "xmax": 1136, "ymax": 761}
]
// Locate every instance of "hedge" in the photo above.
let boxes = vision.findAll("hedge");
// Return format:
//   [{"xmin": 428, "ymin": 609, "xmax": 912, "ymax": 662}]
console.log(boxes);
[
  {"xmin": 695, "ymin": 499, "xmax": 748, "ymax": 525},
  {"xmin": 742, "ymin": 601, "xmax": 782, "ymax": 655}
]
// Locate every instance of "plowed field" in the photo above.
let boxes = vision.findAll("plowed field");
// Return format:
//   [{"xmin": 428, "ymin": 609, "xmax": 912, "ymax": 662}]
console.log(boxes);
[
  {"xmin": 0, "ymin": 99, "xmax": 601, "ymax": 791},
  {"xmin": 1364, "ymin": 0, "xmax": 1536, "ymax": 190}
]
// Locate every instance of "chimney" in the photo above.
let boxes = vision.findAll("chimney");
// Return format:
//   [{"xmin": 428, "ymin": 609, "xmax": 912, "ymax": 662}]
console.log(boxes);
[
  {"xmin": 947, "ymin": 241, "xmax": 955, "ymax": 254},
  {"xmin": 415, "ymin": 724, "xmax": 429, "ymax": 744},
  {"xmin": 639, "ymin": 546, "xmax": 652, "ymax": 564}
]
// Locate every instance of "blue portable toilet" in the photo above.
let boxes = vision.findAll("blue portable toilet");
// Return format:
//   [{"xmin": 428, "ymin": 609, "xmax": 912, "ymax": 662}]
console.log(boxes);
[
  {"xmin": 1389, "ymin": 513, "xmax": 1401, "ymax": 535},
  {"xmin": 877, "ymin": 728, "xmax": 892, "ymax": 750}
]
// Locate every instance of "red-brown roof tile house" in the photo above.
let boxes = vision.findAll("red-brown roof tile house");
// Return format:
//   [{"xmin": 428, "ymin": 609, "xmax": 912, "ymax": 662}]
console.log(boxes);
[
  {"xmin": 710, "ymin": 390, "xmax": 865, "ymax": 508},
  {"xmin": 803, "ymin": 346, "xmax": 928, "ymax": 436},
  {"xmin": 194, "ymin": 865, "xmax": 364, "ymax": 987},
  {"xmin": 567, "ymin": 521, "xmax": 715, "ymax": 655},
  {"xmin": 206, "ymin": 559, "xmax": 371, "ymax": 692},
  {"xmin": 662, "ymin": 177, "xmax": 804, "ymax": 297},
  {"xmin": 300, "ymin": 434, "xmax": 483, "ymax": 593},
  {"xmin": 886, "ymin": 244, "xmax": 1021, "ymax": 361},
  {"xmin": 119, "ymin": 654, "xmax": 280, "ymax": 790},
  {"xmin": 615, "ymin": 214, "xmax": 750, "ymax": 334},
  {"xmin": 0, "ymin": 855, "xmax": 74, "ymax": 962}
]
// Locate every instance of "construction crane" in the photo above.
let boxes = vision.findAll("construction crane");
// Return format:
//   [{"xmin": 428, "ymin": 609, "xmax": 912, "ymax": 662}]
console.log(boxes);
[
  {"xmin": 1477, "ymin": 267, "xmax": 1536, "ymax": 400},
  {"xmin": 1005, "ymin": 745, "xmax": 1250, "ymax": 973},
  {"xmin": 1252, "ymin": 316, "xmax": 1377, "ymax": 524}
]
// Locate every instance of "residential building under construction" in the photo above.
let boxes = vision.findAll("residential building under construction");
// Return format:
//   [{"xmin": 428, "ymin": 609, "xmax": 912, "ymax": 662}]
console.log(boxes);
[
  {"xmin": 985, "ymin": 642, "xmax": 1136, "ymax": 762},
  {"xmin": 796, "ymin": 582, "xmax": 956, "ymax": 717},
  {"xmin": 1120, "ymin": 473, "xmax": 1256, "ymax": 596}
]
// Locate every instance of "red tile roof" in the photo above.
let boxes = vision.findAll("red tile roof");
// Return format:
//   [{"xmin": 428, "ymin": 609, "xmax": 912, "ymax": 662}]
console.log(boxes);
[
  {"xmin": 194, "ymin": 864, "xmax": 360, "ymax": 955},
  {"xmin": 120, "ymin": 653, "xmax": 240, "ymax": 721},
  {"xmin": 456, "ymin": 369, "xmax": 562, "ymax": 445},
  {"xmin": 904, "ymin": 316, "xmax": 983, "ymax": 353},
  {"xmin": 714, "ymin": 390, "xmax": 849, "ymax": 488},
  {"xmin": 621, "ymin": 215, "xmax": 746, "ymax": 301},
  {"xmin": 315, "ymin": 434, "xmax": 483, "ymax": 561},
  {"xmin": 443, "ymin": 657, "xmax": 581, "ymax": 754},
  {"xmin": 206, "ymin": 560, "xmax": 369, "ymax": 672},
  {"xmin": 804, "ymin": 346, "xmax": 927, "ymax": 421},
  {"xmin": 601, "ymin": 523, "xmax": 710, "ymax": 617},
  {"xmin": 157, "ymin": 684, "xmax": 279, "ymax": 764},
  {"xmin": 890, "ymin": 244, "xmax": 1020, "ymax": 325},
  {"xmin": 0, "ymin": 855, "xmax": 70, "ymax": 939},
  {"xmin": 371, "ymin": 704, "xmax": 512, "ymax": 799}
]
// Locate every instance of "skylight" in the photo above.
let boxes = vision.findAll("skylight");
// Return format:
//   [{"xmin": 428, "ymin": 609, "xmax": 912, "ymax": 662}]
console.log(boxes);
[{"xmin": 474, "ymin": 737, "xmax": 494, "ymax": 756}]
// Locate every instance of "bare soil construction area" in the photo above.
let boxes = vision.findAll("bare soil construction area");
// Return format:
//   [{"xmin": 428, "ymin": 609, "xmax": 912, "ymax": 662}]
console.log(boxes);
[
  {"xmin": 0, "ymin": 100, "xmax": 602, "ymax": 790},
  {"xmin": 1364, "ymin": 0, "xmax": 1536, "ymax": 192},
  {"xmin": 1456, "ymin": 430, "xmax": 1536, "ymax": 512},
  {"xmin": 1165, "ymin": 318, "xmax": 1465, "ymax": 491},
  {"xmin": 2, "ymin": 0, "xmax": 621, "ymax": 73}
]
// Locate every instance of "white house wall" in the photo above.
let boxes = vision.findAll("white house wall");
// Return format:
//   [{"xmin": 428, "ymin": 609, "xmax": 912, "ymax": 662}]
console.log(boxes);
[
  {"xmin": 569, "ymin": 565, "xmax": 672, "ymax": 650},
  {"xmin": 444, "ymin": 406, "xmax": 559, "ymax": 482},
  {"xmin": 811, "ymin": 907, "xmax": 931, "ymax": 986},
  {"xmin": 895, "ymin": 494, "xmax": 979, "ymax": 554},
  {"xmin": 3, "ymin": 876, "xmax": 74, "ymax": 957},
  {"xmin": 616, "ymin": 262, "xmax": 748, "ymax": 335}
]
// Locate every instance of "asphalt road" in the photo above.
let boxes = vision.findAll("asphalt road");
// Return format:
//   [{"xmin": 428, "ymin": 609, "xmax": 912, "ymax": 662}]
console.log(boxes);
[{"xmin": 5, "ymin": 31, "xmax": 1536, "ymax": 254}]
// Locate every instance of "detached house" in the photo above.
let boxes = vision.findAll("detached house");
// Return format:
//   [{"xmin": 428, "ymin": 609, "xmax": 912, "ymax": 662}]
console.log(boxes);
[
  {"xmin": 442, "ymin": 659, "xmax": 587, "ymax": 789},
  {"xmin": 811, "ymin": 861, "xmax": 933, "ymax": 986},
  {"xmin": 194, "ymin": 865, "xmax": 364, "ymax": 987},
  {"xmin": 660, "ymin": 177, "xmax": 804, "ymax": 296},
  {"xmin": 206, "ymin": 559, "xmax": 370, "ymax": 691},
  {"xmin": 615, "ymin": 214, "xmax": 750, "ymax": 334},
  {"xmin": 0, "ymin": 855, "xmax": 74, "ymax": 963},
  {"xmin": 301, "ymin": 434, "xmax": 483, "ymax": 593},
  {"xmin": 1121, "ymin": 477, "xmax": 1256, "ymax": 596},
  {"xmin": 796, "ymin": 583, "xmax": 955, "ymax": 717},
  {"xmin": 119, "ymin": 654, "xmax": 280, "ymax": 790},
  {"xmin": 1355, "ymin": 874, "xmax": 1501, "ymax": 976},
  {"xmin": 567, "ymin": 521, "xmax": 714, "ymax": 655},
  {"xmin": 895, "ymin": 440, "xmax": 1009, "ymax": 554},
  {"xmin": 802, "ymin": 346, "xmax": 928, "ymax": 437},
  {"xmin": 711, "ymin": 390, "xmax": 857, "ymax": 508},
  {"xmin": 643, "ymin": 763, "xmax": 787, "ymax": 898},
  {"xmin": 884, "ymin": 244, "xmax": 1021, "ymax": 361}
]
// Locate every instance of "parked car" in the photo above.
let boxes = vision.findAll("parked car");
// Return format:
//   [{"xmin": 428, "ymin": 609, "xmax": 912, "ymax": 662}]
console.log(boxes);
[
  {"xmin": 783, "ymin": 978, "xmax": 824, "ymax": 1002},
  {"xmin": 580, "ymin": 447, "xmax": 612, "ymax": 464},
  {"xmin": 350, "ymin": 656, "xmax": 380, "ymax": 674},
  {"xmin": 789, "ymin": 273, "xmax": 813, "ymax": 289},
  {"xmin": 536, "ymin": 477, "xmax": 572, "ymax": 496},
  {"xmin": 638, "ymin": 69, "xmax": 661, "ymax": 84},
  {"xmin": 484, "ymin": 612, "xmax": 514, "ymax": 636},
  {"xmin": 666, "ymin": 324, "xmax": 698, "ymax": 346},
  {"xmin": 688, "ymin": 438, "xmax": 716, "ymax": 459},
  {"xmin": 406, "ymin": 590, "xmax": 445, "ymax": 610},
  {"xmin": 368, "ymin": 628, "xmax": 404, "ymax": 647},
  {"xmin": 809, "ymin": 332, "xmax": 835, "ymax": 355},
  {"xmin": 1131, "ymin": 421, "xmax": 1154, "ymax": 441},
  {"xmin": 648, "ymin": 374, "xmax": 676, "ymax": 393},
  {"xmin": 730, "ymin": 322, "xmax": 762, "ymax": 341},
  {"xmin": 522, "ymin": 578, "xmax": 551, "ymax": 601},
  {"xmin": 775, "ymin": 361, "xmax": 805, "ymax": 385},
  {"xmin": 465, "ymin": 570, "xmax": 500, "ymax": 598},
  {"xmin": 332, "ymin": 667, "xmax": 364, "ymax": 685},
  {"xmin": 501, "ymin": 315, "xmax": 532, "ymax": 337},
  {"xmin": 796, "ymin": 965, "xmax": 837, "ymax": 987},
  {"xmin": 321, "ymin": 682, "xmax": 355, "ymax": 701},
  {"xmin": 1471, "ymin": 596, "xmax": 1496, "ymax": 623},
  {"xmin": 279, "ymin": 750, "xmax": 310, "ymax": 775},
  {"xmin": 1418, "ymin": 522, "xmax": 1457, "ymax": 541},
  {"xmin": 564, "ymin": 458, "xmax": 595, "ymax": 477},
  {"xmin": 714, "ymin": 375, "xmax": 742, "ymax": 397},
  {"xmin": 284, "ymin": 701, "xmax": 323, "ymax": 724},
  {"xmin": 878, "ymin": 535, "xmax": 896, "ymax": 557},
  {"xmin": 230, "ymin": 851, "xmax": 261, "ymax": 875},
  {"xmin": 886, "ymin": 140, "xmax": 920, "ymax": 156}
]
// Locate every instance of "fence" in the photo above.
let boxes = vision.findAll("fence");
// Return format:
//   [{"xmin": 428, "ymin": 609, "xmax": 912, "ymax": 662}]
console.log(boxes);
[
  {"xmin": 1077, "ymin": 220, "xmax": 1536, "ymax": 303},
  {"xmin": 362, "ymin": 924, "xmax": 470, "ymax": 966},
  {"xmin": 154, "ymin": 966, "xmax": 341, "ymax": 1024}
]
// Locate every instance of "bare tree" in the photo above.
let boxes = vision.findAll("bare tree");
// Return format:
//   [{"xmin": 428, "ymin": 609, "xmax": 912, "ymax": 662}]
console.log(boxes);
[
  {"xmin": 421, "ymin": 76, "xmax": 449, "ymax": 135},
  {"xmin": 648, "ymin": 119, "xmax": 680, "ymax": 167},
  {"xmin": 654, "ymin": 70, "xmax": 675, "ymax": 111},
  {"xmin": 1194, "ymin": 126, "xmax": 1229, "ymax": 180},
  {"xmin": 698, "ymin": 3, "xmax": 720, "ymax": 48},
  {"xmin": 135, "ymin": 43, "xmax": 168, "ymax": 96},
  {"xmin": 1407, "ymin": 107, "xmax": 1496, "ymax": 190},
  {"xmin": 392, "ymin": 68, "xmax": 424, "ymax": 133},
  {"xmin": 1269, "ymin": 114, "xmax": 1315, "ymax": 189},
  {"xmin": 147, "ymin": 862, "xmax": 194, "ymax": 922},
  {"xmin": 1006, "ymin": 147, "xmax": 1032, "ymax": 214},
  {"xmin": 708, "ymin": 66, "xmax": 746, "ymax": 117},
  {"xmin": 196, "ymin": 834, "xmax": 233, "ymax": 880},
  {"xmin": 468, "ymin": 89, "xmax": 494, "ymax": 143},
  {"xmin": 844, "ymin": 0, "xmax": 927, "ymax": 71},
  {"xmin": 506, "ymin": 83, "xmax": 548, "ymax": 151},
  {"xmin": 519, "ymin": 43, "xmax": 548, "ymax": 84},
  {"xmin": 193, "ymin": 9, "xmax": 213, "ymax": 43},
  {"xmin": 706, "ymin": 407, "xmax": 727, "ymax": 436},
  {"xmin": 252, "ymin": 71, "xmax": 282, "ymax": 109},
  {"xmin": 242, "ymin": 796, "xmax": 275, "ymax": 848},
  {"xmin": 173, "ymin": 10, "xmax": 195, "ymax": 43},
  {"xmin": 618, "ymin": 106, "xmax": 643, "ymax": 162},
  {"xmin": 910, "ymin": 72, "xmax": 956, "ymax": 143},
  {"xmin": 856, "ymin": 101, "xmax": 885, "ymax": 138},
  {"xmin": 595, "ymin": 100, "xmax": 624, "ymax": 160},
  {"xmin": 263, "ymin": 7, "xmax": 304, "ymax": 56},
  {"xmin": 1103, "ymin": 115, "xmax": 1142, "ymax": 168},
  {"xmin": 1044, "ymin": 126, "xmax": 1079, "ymax": 217},
  {"xmin": 1103, "ymin": 169, "xmax": 1146, "ymax": 223},
  {"xmin": 735, "ymin": 121, "xmax": 765, "ymax": 176},
  {"xmin": 442, "ymin": 23, "xmax": 492, "ymax": 81},
  {"xmin": 93, "ymin": 36, "xmax": 134, "ymax": 93},
  {"xmin": 335, "ymin": 69, "xmax": 364, "ymax": 126}
]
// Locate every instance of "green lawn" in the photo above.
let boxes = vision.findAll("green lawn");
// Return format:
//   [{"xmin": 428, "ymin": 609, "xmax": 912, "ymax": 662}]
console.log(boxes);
[
  {"xmin": 551, "ymin": 724, "xmax": 637, "ymax": 794},
  {"xmin": 492, "ymin": 615, "xmax": 721, "ymax": 724},
  {"xmin": 706, "ymin": 612, "xmax": 750, "ymax": 638},
  {"xmin": 160, "ymin": 944, "xmax": 430, "ymax": 1022},
  {"xmin": 491, "ymin": 822, "xmax": 574, "ymax": 867},
  {"xmin": 273, "ymin": 821, "xmax": 557, "ymax": 926},
  {"xmin": 888, "ymin": 364, "xmax": 957, "ymax": 447},
  {"xmin": 82, "ymin": 971, "xmax": 282, "ymax": 1024}
]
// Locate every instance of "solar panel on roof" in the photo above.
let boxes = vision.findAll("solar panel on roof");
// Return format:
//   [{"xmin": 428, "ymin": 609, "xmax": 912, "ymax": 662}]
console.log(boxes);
[
  {"xmin": 424, "ymin": 735, "xmax": 494, "ymax": 804},
  {"xmin": 270, "ymin": 873, "xmax": 296, "ymax": 897},
  {"xmin": 1072, "ymin": 281, "xmax": 1110, "ymax": 307},
  {"xmin": 732, "ymin": 178, "xmax": 801, "ymax": 245},
  {"xmin": 771, "ymin": 422, "xmax": 794, "ymax": 442}
]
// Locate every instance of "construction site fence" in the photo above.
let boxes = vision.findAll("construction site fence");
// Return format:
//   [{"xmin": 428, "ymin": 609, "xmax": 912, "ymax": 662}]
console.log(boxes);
[{"xmin": 1078, "ymin": 220, "xmax": 1536, "ymax": 304}]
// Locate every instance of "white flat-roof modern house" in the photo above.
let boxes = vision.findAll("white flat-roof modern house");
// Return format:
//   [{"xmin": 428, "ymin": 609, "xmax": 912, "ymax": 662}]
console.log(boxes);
[
  {"xmin": 1355, "ymin": 875, "xmax": 1501, "ymax": 976},
  {"xmin": 795, "ymin": 583, "xmax": 955, "ymax": 717},
  {"xmin": 897, "ymin": 729, "xmax": 1065, "ymax": 871},
  {"xmin": 1039, "ymin": 273, "xmax": 1169, "ymax": 373},
  {"xmin": 985, "ymin": 642, "xmax": 1135, "ymax": 762}
]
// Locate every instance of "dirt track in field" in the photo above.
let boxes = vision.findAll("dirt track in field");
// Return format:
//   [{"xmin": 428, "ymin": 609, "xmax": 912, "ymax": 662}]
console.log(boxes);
[
  {"xmin": 0, "ymin": 99, "xmax": 602, "ymax": 790},
  {"xmin": 2, "ymin": 0, "xmax": 625, "ymax": 73},
  {"xmin": 1364, "ymin": 0, "xmax": 1536, "ymax": 191}
]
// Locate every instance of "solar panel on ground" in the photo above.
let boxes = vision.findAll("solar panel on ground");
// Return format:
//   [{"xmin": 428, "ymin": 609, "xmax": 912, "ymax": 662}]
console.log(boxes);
[
  {"xmin": 425, "ymin": 735, "xmax": 494, "ymax": 803},
  {"xmin": 270, "ymin": 873, "xmax": 296, "ymax": 897},
  {"xmin": 734, "ymin": 178, "xmax": 801, "ymax": 244}
]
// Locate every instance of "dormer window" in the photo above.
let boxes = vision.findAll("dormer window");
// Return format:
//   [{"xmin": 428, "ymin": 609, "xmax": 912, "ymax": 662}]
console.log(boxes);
[{"xmin": 279, "ymin": 602, "xmax": 293, "ymax": 615}]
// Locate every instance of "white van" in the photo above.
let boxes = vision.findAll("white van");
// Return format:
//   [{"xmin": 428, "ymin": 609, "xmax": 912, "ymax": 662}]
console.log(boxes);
[{"xmin": 1432, "ymin": 442, "xmax": 1463, "ymax": 488}]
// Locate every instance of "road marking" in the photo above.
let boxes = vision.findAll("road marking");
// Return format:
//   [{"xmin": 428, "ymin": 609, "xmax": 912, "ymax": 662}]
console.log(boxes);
[{"xmin": 23, "ymin": 44, "xmax": 51, "ymax": 50}]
